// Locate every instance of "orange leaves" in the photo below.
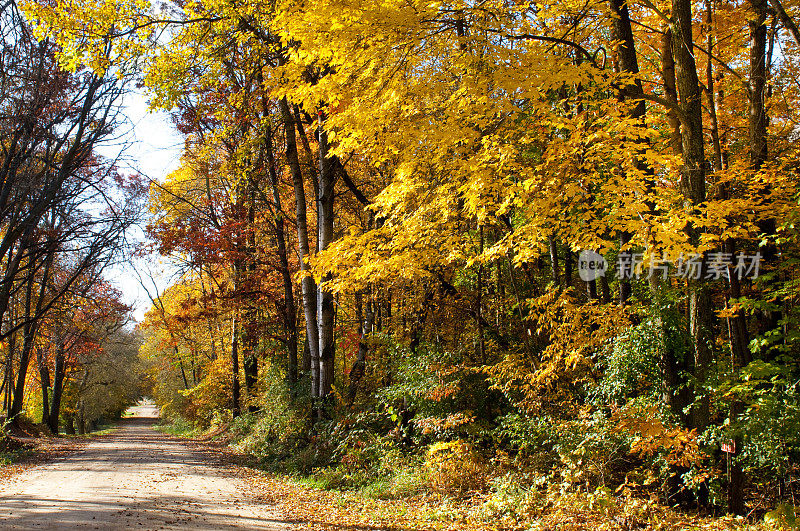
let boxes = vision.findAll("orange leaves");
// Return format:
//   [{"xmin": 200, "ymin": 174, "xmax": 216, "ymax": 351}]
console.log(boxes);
[
  {"xmin": 615, "ymin": 406, "xmax": 704, "ymax": 470},
  {"xmin": 414, "ymin": 412, "xmax": 475, "ymax": 436}
]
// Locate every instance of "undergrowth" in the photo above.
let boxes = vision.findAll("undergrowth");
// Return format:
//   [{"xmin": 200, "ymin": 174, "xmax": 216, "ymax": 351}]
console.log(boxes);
[
  {"xmin": 0, "ymin": 447, "xmax": 34, "ymax": 465},
  {"xmin": 155, "ymin": 417, "xmax": 198, "ymax": 437}
]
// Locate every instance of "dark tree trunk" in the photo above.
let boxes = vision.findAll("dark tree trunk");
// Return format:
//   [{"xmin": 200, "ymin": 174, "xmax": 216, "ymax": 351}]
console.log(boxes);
[
  {"xmin": 63, "ymin": 413, "xmax": 75, "ymax": 435},
  {"xmin": 672, "ymin": 0, "xmax": 714, "ymax": 433},
  {"xmin": 317, "ymin": 111, "xmax": 336, "ymax": 406},
  {"xmin": 9, "ymin": 255, "xmax": 38, "ymax": 422},
  {"xmin": 77, "ymin": 402, "xmax": 85, "ymax": 435},
  {"xmin": 347, "ymin": 290, "xmax": 374, "ymax": 406},
  {"xmin": 619, "ymin": 233, "xmax": 631, "ymax": 304},
  {"xmin": 705, "ymin": 0, "xmax": 724, "ymax": 172},
  {"xmin": 653, "ymin": 21, "xmax": 695, "ymax": 441},
  {"xmin": 750, "ymin": 0, "xmax": 769, "ymax": 171},
  {"xmin": 586, "ymin": 279, "xmax": 597, "ymax": 300},
  {"xmin": 242, "ymin": 331, "xmax": 258, "ymax": 412},
  {"xmin": 38, "ymin": 347, "xmax": 50, "ymax": 428},
  {"xmin": 265, "ymin": 124, "xmax": 299, "ymax": 394},
  {"xmin": 770, "ymin": 0, "xmax": 800, "ymax": 47},
  {"xmin": 661, "ymin": 30, "xmax": 683, "ymax": 156},
  {"xmin": 609, "ymin": 0, "xmax": 649, "ymax": 305},
  {"xmin": 47, "ymin": 338, "xmax": 66, "ymax": 435},
  {"xmin": 476, "ymin": 227, "xmax": 486, "ymax": 363},
  {"xmin": 2, "ymin": 327, "xmax": 11, "ymax": 417},
  {"xmin": 230, "ymin": 313, "xmax": 241, "ymax": 418},
  {"xmin": 242, "ymin": 178, "xmax": 258, "ymax": 412},
  {"xmin": 749, "ymin": 0, "xmax": 780, "ymax": 342},
  {"xmin": 563, "ymin": 249, "xmax": 573, "ymax": 289},
  {"xmin": 548, "ymin": 234, "xmax": 559, "ymax": 286},
  {"xmin": 725, "ymin": 0, "xmax": 770, "ymax": 513},
  {"xmin": 280, "ymin": 97, "xmax": 319, "ymax": 399}
]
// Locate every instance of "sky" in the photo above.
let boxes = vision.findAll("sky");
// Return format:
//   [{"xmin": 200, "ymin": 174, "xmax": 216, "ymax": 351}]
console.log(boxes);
[{"xmin": 103, "ymin": 90, "xmax": 184, "ymax": 323}]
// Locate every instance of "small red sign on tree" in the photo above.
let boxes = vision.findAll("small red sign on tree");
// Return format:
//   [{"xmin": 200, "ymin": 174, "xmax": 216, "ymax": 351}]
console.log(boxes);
[{"xmin": 721, "ymin": 440, "xmax": 736, "ymax": 454}]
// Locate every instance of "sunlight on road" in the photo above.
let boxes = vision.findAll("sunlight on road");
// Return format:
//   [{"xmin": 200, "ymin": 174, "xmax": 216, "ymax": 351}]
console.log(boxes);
[{"xmin": 124, "ymin": 399, "xmax": 160, "ymax": 419}]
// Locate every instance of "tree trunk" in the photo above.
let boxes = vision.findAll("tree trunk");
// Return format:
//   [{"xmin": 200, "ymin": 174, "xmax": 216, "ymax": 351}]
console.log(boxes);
[
  {"xmin": 476, "ymin": 227, "xmax": 487, "ymax": 363},
  {"xmin": 672, "ymin": 0, "xmax": 714, "ymax": 433},
  {"xmin": 564, "ymin": 248, "xmax": 573, "ymax": 289},
  {"xmin": 724, "ymin": 0, "xmax": 770, "ymax": 513},
  {"xmin": 47, "ymin": 340, "xmax": 65, "ymax": 435},
  {"xmin": 242, "ymin": 325, "xmax": 258, "ymax": 412},
  {"xmin": 242, "ymin": 178, "xmax": 258, "ymax": 411},
  {"xmin": 548, "ymin": 234, "xmax": 559, "ymax": 286},
  {"xmin": 3, "ymin": 324, "xmax": 15, "ymax": 418},
  {"xmin": 661, "ymin": 30, "xmax": 683, "ymax": 156},
  {"xmin": 280, "ymin": 97, "xmax": 319, "ymax": 399},
  {"xmin": 63, "ymin": 413, "xmax": 76, "ymax": 435},
  {"xmin": 586, "ymin": 279, "xmax": 597, "ymax": 300},
  {"xmin": 749, "ymin": 0, "xmax": 780, "ymax": 342},
  {"xmin": 750, "ymin": 0, "xmax": 769, "ymax": 170},
  {"xmin": 619, "ymin": 233, "xmax": 631, "ymax": 304},
  {"xmin": 38, "ymin": 347, "xmax": 50, "ymax": 428},
  {"xmin": 317, "ymin": 111, "xmax": 336, "ymax": 406},
  {"xmin": 77, "ymin": 401, "xmax": 85, "ymax": 435},
  {"xmin": 265, "ymin": 123, "xmax": 299, "ymax": 395},
  {"xmin": 9, "ymin": 260, "xmax": 38, "ymax": 422},
  {"xmin": 347, "ymin": 290, "xmax": 374, "ymax": 406},
  {"xmin": 230, "ymin": 312, "xmax": 241, "ymax": 418},
  {"xmin": 705, "ymin": 0, "xmax": 724, "ymax": 172},
  {"xmin": 609, "ymin": 0, "xmax": 649, "ymax": 306},
  {"xmin": 770, "ymin": 0, "xmax": 800, "ymax": 47}
]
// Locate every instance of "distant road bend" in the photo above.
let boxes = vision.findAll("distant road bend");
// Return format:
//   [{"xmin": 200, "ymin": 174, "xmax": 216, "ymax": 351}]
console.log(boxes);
[{"xmin": 0, "ymin": 402, "xmax": 289, "ymax": 530}]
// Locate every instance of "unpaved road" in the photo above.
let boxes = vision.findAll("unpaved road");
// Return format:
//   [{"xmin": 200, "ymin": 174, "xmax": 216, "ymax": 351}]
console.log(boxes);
[{"xmin": 0, "ymin": 403, "xmax": 290, "ymax": 530}]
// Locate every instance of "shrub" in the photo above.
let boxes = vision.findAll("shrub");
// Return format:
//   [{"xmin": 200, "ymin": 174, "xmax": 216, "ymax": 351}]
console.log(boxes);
[
  {"xmin": 360, "ymin": 464, "xmax": 429, "ymax": 499},
  {"xmin": 425, "ymin": 440, "xmax": 488, "ymax": 494},
  {"xmin": 156, "ymin": 416, "xmax": 197, "ymax": 437},
  {"xmin": 480, "ymin": 472, "xmax": 544, "ymax": 525}
]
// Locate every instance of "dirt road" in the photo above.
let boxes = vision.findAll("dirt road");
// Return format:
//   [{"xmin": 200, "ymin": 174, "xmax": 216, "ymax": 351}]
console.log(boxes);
[{"xmin": 0, "ymin": 403, "xmax": 290, "ymax": 530}]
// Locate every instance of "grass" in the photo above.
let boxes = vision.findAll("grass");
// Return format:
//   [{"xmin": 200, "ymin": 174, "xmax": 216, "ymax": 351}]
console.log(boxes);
[
  {"xmin": 287, "ymin": 460, "xmax": 429, "ymax": 498},
  {"xmin": 162, "ymin": 417, "xmax": 776, "ymax": 530},
  {"xmin": 155, "ymin": 418, "xmax": 198, "ymax": 437},
  {"xmin": 256, "ymin": 468, "xmax": 778, "ymax": 531},
  {"xmin": 359, "ymin": 466, "xmax": 429, "ymax": 499},
  {"xmin": 72, "ymin": 425, "xmax": 117, "ymax": 438},
  {"xmin": 0, "ymin": 447, "xmax": 34, "ymax": 466}
]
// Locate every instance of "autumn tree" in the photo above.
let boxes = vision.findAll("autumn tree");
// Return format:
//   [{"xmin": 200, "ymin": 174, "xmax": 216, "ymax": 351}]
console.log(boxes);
[{"xmin": 28, "ymin": 0, "xmax": 800, "ymax": 517}]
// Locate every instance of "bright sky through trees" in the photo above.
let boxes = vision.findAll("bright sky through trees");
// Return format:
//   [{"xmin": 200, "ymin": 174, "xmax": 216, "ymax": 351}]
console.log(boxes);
[{"xmin": 102, "ymin": 90, "xmax": 182, "ymax": 322}]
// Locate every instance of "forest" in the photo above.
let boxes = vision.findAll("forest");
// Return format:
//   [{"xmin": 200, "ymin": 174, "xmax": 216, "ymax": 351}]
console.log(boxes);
[
  {"xmin": 1, "ymin": 0, "xmax": 799, "ymax": 528},
  {"xmin": 0, "ymin": 2, "xmax": 144, "ymax": 437}
]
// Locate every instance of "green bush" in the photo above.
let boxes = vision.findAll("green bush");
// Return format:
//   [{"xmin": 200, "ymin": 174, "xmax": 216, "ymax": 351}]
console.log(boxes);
[
  {"xmin": 591, "ymin": 317, "xmax": 667, "ymax": 405},
  {"xmin": 716, "ymin": 360, "xmax": 800, "ymax": 483},
  {"xmin": 376, "ymin": 341, "xmax": 499, "ymax": 445},
  {"xmin": 155, "ymin": 417, "xmax": 197, "ymax": 437},
  {"xmin": 232, "ymin": 367, "xmax": 307, "ymax": 462}
]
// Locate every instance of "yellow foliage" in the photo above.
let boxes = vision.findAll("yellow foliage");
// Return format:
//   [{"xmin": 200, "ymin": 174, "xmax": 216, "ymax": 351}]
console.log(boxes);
[
  {"xmin": 486, "ymin": 288, "xmax": 631, "ymax": 413},
  {"xmin": 180, "ymin": 356, "xmax": 232, "ymax": 425},
  {"xmin": 425, "ymin": 440, "xmax": 488, "ymax": 494},
  {"xmin": 616, "ymin": 406, "xmax": 704, "ymax": 470}
]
